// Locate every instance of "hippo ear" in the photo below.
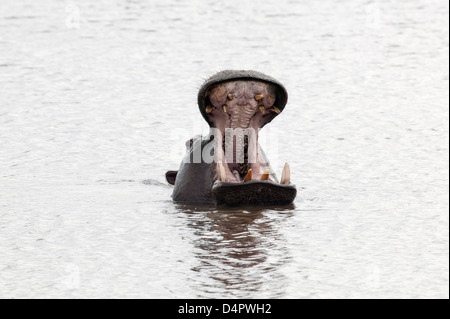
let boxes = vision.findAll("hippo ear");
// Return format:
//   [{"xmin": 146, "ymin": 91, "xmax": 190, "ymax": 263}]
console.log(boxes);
[{"xmin": 165, "ymin": 171, "xmax": 178, "ymax": 185}]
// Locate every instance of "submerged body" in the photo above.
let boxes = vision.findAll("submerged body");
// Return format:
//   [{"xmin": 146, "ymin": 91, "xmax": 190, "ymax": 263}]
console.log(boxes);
[{"xmin": 166, "ymin": 70, "xmax": 296, "ymax": 206}]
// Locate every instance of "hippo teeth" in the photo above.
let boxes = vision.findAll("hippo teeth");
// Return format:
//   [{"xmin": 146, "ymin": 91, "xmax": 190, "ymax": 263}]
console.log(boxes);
[
  {"xmin": 254, "ymin": 94, "xmax": 263, "ymax": 101},
  {"xmin": 217, "ymin": 163, "xmax": 227, "ymax": 182},
  {"xmin": 243, "ymin": 169, "xmax": 252, "ymax": 182},
  {"xmin": 206, "ymin": 105, "xmax": 214, "ymax": 113},
  {"xmin": 260, "ymin": 169, "xmax": 270, "ymax": 180},
  {"xmin": 258, "ymin": 105, "xmax": 265, "ymax": 115},
  {"xmin": 271, "ymin": 106, "xmax": 281, "ymax": 114},
  {"xmin": 217, "ymin": 164, "xmax": 291, "ymax": 185},
  {"xmin": 280, "ymin": 162, "xmax": 290, "ymax": 184}
]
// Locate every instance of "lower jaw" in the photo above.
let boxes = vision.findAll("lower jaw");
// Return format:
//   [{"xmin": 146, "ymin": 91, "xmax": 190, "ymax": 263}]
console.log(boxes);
[
  {"xmin": 213, "ymin": 148, "xmax": 295, "ymax": 205},
  {"xmin": 212, "ymin": 179, "xmax": 296, "ymax": 206}
]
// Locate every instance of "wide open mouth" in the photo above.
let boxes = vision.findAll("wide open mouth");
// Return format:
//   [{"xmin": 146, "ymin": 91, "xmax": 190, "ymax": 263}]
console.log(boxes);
[
  {"xmin": 196, "ymin": 70, "xmax": 296, "ymax": 206},
  {"xmin": 203, "ymin": 79, "xmax": 286, "ymax": 182},
  {"xmin": 200, "ymin": 77, "xmax": 291, "ymax": 185}
]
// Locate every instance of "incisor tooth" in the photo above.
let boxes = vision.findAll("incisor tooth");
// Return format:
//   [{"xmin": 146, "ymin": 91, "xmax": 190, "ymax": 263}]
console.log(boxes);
[
  {"xmin": 223, "ymin": 104, "xmax": 228, "ymax": 113},
  {"xmin": 271, "ymin": 106, "xmax": 281, "ymax": 114},
  {"xmin": 206, "ymin": 105, "xmax": 214, "ymax": 113},
  {"xmin": 243, "ymin": 169, "xmax": 252, "ymax": 182},
  {"xmin": 217, "ymin": 163, "xmax": 226, "ymax": 182},
  {"xmin": 259, "ymin": 106, "xmax": 265, "ymax": 115},
  {"xmin": 254, "ymin": 94, "xmax": 263, "ymax": 101},
  {"xmin": 280, "ymin": 162, "xmax": 290, "ymax": 184},
  {"xmin": 260, "ymin": 169, "xmax": 270, "ymax": 180}
]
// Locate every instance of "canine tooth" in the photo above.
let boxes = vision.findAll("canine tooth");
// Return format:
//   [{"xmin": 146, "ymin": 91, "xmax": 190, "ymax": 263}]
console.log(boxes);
[
  {"xmin": 259, "ymin": 106, "xmax": 265, "ymax": 115},
  {"xmin": 217, "ymin": 163, "xmax": 226, "ymax": 182},
  {"xmin": 227, "ymin": 93, "xmax": 234, "ymax": 100},
  {"xmin": 206, "ymin": 105, "xmax": 214, "ymax": 113},
  {"xmin": 271, "ymin": 106, "xmax": 281, "ymax": 114},
  {"xmin": 223, "ymin": 104, "xmax": 228, "ymax": 113},
  {"xmin": 260, "ymin": 169, "xmax": 270, "ymax": 180},
  {"xmin": 243, "ymin": 169, "xmax": 252, "ymax": 182},
  {"xmin": 254, "ymin": 94, "xmax": 263, "ymax": 101},
  {"xmin": 280, "ymin": 162, "xmax": 290, "ymax": 184}
]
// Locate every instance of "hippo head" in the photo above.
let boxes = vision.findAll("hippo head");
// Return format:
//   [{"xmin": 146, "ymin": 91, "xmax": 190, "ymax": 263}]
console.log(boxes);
[{"xmin": 166, "ymin": 70, "xmax": 296, "ymax": 206}]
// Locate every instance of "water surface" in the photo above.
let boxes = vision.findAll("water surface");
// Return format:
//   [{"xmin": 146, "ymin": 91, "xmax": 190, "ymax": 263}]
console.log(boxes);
[{"xmin": 0, "ymin": 0, "xmax": 448, "ymax": 298}]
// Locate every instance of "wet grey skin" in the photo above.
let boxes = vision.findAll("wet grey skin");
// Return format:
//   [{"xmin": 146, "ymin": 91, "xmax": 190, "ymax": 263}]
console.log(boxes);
[{"xmin": 166, "ymin": 70, "xmax": 296, "ymax": 206}]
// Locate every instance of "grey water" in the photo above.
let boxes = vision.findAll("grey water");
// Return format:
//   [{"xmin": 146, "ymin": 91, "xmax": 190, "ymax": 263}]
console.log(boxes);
[{"xmin": 0, "ymin": 0, "xmax": 448, "ymax": 298}]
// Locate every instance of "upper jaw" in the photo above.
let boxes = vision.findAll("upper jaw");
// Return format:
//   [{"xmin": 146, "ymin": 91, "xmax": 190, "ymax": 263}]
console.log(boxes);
[
  {"xmin": 204, "ymin": 80, "xmax": 281, "ymax": 132},
  {"xmin": 197, "ymin": 70, "xmax": 288, "ymax": 128}
]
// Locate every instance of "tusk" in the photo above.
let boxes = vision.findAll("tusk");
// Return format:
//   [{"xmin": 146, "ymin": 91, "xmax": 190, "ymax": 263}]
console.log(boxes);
[
  {"xmin": 260, "ymin": 169, "xmax": 270, "ymax": 180},
  {"xmin": 243, "ymin": 169, "xmax": 252, "ymax": 182},
  {"xmin": 280, "ymin": 162, "xmax": 290, "ymax": 184},
  {"xmin": 217, "ymin": 163, "xmax": 226, "ymax": 182},
  {"xmin": 223, "ymin": 104, "xmax": 228, "ymax": 113}
]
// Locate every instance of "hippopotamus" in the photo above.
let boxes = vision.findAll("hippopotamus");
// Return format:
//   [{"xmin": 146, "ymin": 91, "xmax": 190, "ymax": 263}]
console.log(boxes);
[{"xmin": 166, "ymin": 70, "xmax": 296, "ymax": 206}]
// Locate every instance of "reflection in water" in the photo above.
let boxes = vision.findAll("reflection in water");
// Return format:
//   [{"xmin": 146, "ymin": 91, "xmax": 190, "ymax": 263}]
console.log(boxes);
[{"xmin": 175, "ymin": 204, "xmax": 295, "ymax": 298}]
